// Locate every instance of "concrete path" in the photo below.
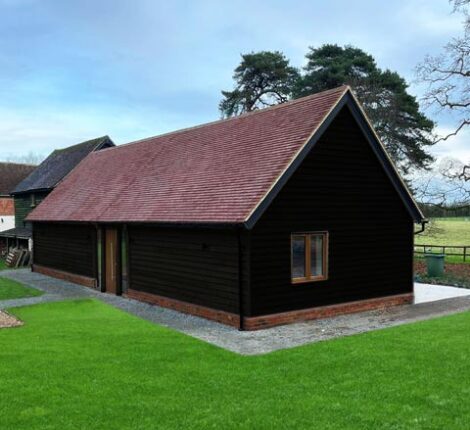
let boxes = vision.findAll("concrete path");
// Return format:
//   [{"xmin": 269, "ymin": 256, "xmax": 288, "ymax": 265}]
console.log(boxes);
[
  {"xmin": 1, "ymin": 269, "xmax": 470, "ymax": 355},
  {"xmin": 414, "ymin": 282, "xmax": 470, "ymax": 304}
]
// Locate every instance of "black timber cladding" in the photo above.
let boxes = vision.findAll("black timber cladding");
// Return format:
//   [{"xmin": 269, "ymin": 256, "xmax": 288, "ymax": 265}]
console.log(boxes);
[
  {"xmin": 248, "ymin": 106, "xmax": 414, "ymax": 316},
  {"xmin": 245, "ymin": 92, "xmax": 424, "ymax": 229},
  {"xmin": 28, "ymin": 97, "xmax": 417, "ymax": 321},
  {"xmin": 128, "ymin": 226, "xmax": 242, "ymax": 313},
  {"xmin": 15, "ymin": 192, "xmax": 49, "ymax": 228},
  {"xmin": 33, "ymin": 223, "xmax": 97, "ymax": 278}
]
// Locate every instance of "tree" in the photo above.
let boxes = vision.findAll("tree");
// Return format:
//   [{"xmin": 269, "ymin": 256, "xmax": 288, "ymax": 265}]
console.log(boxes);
[
  {"xmin": 219, "ymin": 51, "xmax": 299, "ymax": 117},
  {"xmin": 220, "ymin": 45, "xmax": 436, "ymax": 174},
  {"xmin": 295, "ymin": 45, "xmax": 436, "ymax": 174},
  {"xmin": 414, "ymin": 158, "xmax": 469, "ymax": 210},
  {"xmin": 415, "ymin": 1, "xmax": 470, "ymax": 204},
  {"xmin": 417, "ymin": 1, "xmax": 470, "ymax": 143},
  {"xmin": 4, "ymin": 151, "xmax": 45, "ymax": 165}
]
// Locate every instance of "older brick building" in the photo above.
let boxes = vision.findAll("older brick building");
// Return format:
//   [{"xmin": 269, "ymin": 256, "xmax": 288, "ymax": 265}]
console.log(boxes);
[
  {"xmin": 1, "ymin": 136, "xmax": 114, "ymax": 250},
  {"xmin": 0, "ymin": 162, "xmax": 36, "ymax": 231}
]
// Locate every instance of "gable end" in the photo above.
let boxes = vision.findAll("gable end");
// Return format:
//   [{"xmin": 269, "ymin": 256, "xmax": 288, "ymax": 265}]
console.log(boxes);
[{"xmin": 244, "ymin": 91, "xmax": 424, "ymax": 229}]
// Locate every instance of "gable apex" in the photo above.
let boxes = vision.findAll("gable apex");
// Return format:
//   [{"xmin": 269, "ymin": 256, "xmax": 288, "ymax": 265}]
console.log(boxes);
[{"xmin": 244, "ymin": 89, "xmax": 425, "ymax": 229}]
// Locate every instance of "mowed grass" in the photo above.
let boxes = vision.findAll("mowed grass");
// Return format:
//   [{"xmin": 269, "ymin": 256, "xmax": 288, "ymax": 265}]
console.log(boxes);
[
  {"xmin": 1, "ymin": 300, "xmax": 470, "ymax": 429},
  {"xmin": 0, "ymin": 259, "xmax": 8, "ymax": 271},
  {"xmin": 415, "ymin": 217, "xmax": 470, "ymax": 246},
  {"xmin": 0, "ymin": 277, "xmax": 43, "ymax": 300},
  {"xmin": 415, "ymin": 217, "xmax": 470, "ymax": 263}
]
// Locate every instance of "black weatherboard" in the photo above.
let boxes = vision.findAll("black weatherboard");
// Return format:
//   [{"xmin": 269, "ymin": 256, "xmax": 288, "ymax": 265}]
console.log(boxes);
[{"xmin": 244, "ymin": 91, "xmax": 424, "ymax": 229}]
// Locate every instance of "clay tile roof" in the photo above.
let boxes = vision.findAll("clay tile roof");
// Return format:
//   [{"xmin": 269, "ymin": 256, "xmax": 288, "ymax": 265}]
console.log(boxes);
[
  {"xmin": 27, "ymin": 86, "xmax": 364, "ymax": 224},
  {"xmin": 12, "ymin": 136, "xmax": 114, "ymax": 194},
  {"xmin": 0, "ymin": 162, "xmax": 37, "ymax": 196}
]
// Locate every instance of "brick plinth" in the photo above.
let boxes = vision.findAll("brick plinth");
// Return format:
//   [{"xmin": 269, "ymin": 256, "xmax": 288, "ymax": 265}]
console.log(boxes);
[
  {"xmin": 243, "ymin": 293, "xmax": 414, "ymax": 330},
  {"xmin": 32, "ymin": 264, "xmax": 97, "ymax": 288},
  {"xmin": 125, "ymin": 289, "xmax": 413, "ymax": 331},
  {"xmin": 124, "ymin": 289, "xmax": 240, "ymax": 327}
]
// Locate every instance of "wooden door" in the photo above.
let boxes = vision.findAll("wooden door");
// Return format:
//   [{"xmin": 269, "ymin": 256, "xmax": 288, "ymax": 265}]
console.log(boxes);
[{"xmin": 105, "ymin": 228, "xmax": 119, "ymax": 294}]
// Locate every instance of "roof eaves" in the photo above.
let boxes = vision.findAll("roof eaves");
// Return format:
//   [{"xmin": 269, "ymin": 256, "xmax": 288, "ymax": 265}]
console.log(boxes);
[{"xmin": 11, "ymin": 187, "xmax": 51, "ymax": 196}]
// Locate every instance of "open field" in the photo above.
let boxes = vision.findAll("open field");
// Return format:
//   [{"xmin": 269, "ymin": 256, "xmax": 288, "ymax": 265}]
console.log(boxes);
[
  {"xmin": 415, "ymin": 217, "xmax": 470, "ymax": 246},
  {"xmin": 1, "ymin": 299, "xmax": 470, "ymax": 429},
  {"xmin": 0, "ymin": 277, "xmax": 43, "ymax": 300},
  {"xmin": 415, "ymin": 217, "xmax": 470, "ymax": 263}
]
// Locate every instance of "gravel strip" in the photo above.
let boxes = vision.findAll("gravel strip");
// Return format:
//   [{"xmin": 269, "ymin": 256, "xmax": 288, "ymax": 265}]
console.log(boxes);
[
  {"xmin": 0, "ymin": 310, "xmax": 22, "ymax": 328},
  {"xmin": 1, "ymin": 269, "xmax": 470, "ymax": 355}
]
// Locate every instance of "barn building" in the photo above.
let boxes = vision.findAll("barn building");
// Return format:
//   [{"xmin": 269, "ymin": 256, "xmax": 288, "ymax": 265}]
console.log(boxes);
[
  {"xmin": 27, "ymin": 86, "xmax": 425, "ymax": 330},
  {"xmin": 1, "ymin": 136, "xmax": 114, "ymax": 250},
  {"xmin": 0, "ymin": 162, "xmax": 37, "ymax": 252}
]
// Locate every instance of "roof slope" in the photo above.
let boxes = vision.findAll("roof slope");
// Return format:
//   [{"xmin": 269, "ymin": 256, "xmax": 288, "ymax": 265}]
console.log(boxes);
[
  {"xmin": 0, "ymin": 162, "xmax": 37, "ymax": 196},
  {"xmin": 12, "ymin": 136, "xmax": 114, "ymax": 194},
  {"xmin": 27, "ymin": 86, "xmax": 423, "ymax": 225}
]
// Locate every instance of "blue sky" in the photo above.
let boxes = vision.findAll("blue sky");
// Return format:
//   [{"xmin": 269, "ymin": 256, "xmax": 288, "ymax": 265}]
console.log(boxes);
[{"xmin": 1, "ymin": 0, "xmax": 469, "ymax": 163}]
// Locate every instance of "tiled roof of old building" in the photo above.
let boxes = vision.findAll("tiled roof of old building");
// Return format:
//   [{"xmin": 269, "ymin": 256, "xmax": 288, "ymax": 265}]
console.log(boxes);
[
  {"xmin": 12, "ymin": 136, "xmax": 114, "ymax": 194},
  {"xmin": 0, "ymin": 162, "xmax": 37, "ymax": 196}
]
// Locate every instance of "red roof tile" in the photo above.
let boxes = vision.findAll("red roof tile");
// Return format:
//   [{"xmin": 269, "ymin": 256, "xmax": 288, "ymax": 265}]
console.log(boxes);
[
  {"xmin": 28, "ymin": 86, "xmax": 348, "ymax": 224},
  {"xmin": 0, "ymin": 162, "xmax": 36, "ymax": 196}
]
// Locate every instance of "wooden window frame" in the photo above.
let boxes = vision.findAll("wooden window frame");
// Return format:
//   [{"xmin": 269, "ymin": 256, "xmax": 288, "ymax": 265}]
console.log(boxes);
[{"xmin": 291, "ymin": 232, "xmax": 328, "ymax": 284}]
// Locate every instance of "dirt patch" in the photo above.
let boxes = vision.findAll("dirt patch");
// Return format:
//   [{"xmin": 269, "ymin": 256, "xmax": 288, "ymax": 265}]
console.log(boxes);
[
  {"xmin": 0, "ymin": 310, "xmax": 22, "ymax": 328},
  {"xmin": 415, "ymin": 260, "xmax": 470, "ymax": 288}
]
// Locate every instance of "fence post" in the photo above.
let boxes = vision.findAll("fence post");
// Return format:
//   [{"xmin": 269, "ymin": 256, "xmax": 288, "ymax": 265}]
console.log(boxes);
[{"xmin": 464, "ymin": 247, "xmax": 467, "ymax": 262}]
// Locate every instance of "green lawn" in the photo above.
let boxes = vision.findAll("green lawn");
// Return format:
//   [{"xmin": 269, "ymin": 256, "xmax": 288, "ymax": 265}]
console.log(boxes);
[
  {"xmin": 1, "ymin": 300, "xmax": 470, "ymax": 429},
  {"xmin": 0, "ymin": 259, "xmax": 7, "ymax": 271},
  {"xmin": 0, "ymin": 277, "xmax": 43, "ymax": 300},
  {"xmin": 415, "ymin": 217, "xmax": 470, "ymax": 246},
  {"xmin": 415, "ymin": 217, "xmax": 470, "ymax": 263}
]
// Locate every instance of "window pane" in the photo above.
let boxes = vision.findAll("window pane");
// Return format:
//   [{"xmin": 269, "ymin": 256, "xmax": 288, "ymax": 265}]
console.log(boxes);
[
  {"xmin": 292, "ymin": 236, "xmax": 306, "ymax": 278},
  {"xmin": 310, "ymin": 235, "xmax": 324, "ymax": 277}
]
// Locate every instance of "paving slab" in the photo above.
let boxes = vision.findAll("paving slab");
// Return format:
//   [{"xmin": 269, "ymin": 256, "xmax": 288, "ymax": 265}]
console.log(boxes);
[
  {"xmin": 414, "ymin": 282, "xmax": 470, "ymax": 304},
  {"xmin": 1, "ymin": 269, "xmax": 470, "ymax": 355}
]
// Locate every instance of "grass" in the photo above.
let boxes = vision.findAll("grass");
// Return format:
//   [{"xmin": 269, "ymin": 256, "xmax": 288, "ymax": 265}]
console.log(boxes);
[
  {"xmin": 1, "ymin": 299, "xmax": 470, "ymax": 429},
  {"xmin": 415, "ymin": 217, "xmax": 470, "ymax": 246},
  {"xmin": 415, "ymin": 217, "xmax": 470, "ymax": 263},
  {"xmin": 0, "ymin": 259, "xmax": 7, "ymax": 271},
  {"xmin": 0, "ymin": 277, "xmax": 43, "ymax": 300}
]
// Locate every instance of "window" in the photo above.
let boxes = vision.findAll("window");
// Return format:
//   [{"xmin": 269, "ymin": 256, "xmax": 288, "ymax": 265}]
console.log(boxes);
[{"xmin": 291, "ymin": 232, "xmax": 328, "ymax": 283}]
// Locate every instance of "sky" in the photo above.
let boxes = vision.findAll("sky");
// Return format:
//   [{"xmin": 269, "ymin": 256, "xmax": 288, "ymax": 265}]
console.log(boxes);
[{"xmin": 0, "ymin": 0, "xmax": 469, "ymax": 164}]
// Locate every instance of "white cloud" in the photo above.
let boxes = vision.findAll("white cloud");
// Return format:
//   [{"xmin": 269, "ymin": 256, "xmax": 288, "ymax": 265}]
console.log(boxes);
[
  {"xmin": 0, "ymin": 106, "xmax": 154, "ymax": 159},
  {"xmin": 431, "ymin": 126, "xmax": 470, "ymax": 162},
  {"xmin": 398, "ymin": 0, "xmax": 462, "ymax": 37}
]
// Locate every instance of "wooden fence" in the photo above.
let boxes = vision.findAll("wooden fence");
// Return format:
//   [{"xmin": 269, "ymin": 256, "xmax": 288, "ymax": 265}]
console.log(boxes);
[{"xmin": 414, "ymin": 244, "xmax": 469, "ymax": 262}]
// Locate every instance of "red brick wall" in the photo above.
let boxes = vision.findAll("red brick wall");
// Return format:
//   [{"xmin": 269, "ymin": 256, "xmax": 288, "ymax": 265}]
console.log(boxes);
[
  {"xmin": 243, "ymin": 293, "xmax": 413, "ymax": 330},
  {"xmin": 125, "ymin": 289, "xmax": 240, "ymax": 327},
  {"xmin": 125, "ymin": 289, "xmax": 412, "ymax": 331},
  {"xmin": 0, "ymin": 198, "xmax": 14, "ymax": 216},
  {"xmin": 33, "ymin": 264, "xmax": 97, "ymax": 288}
]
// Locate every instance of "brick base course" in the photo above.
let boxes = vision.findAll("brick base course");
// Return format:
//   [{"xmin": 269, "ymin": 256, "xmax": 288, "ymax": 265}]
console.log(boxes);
[
  {"xmin": 125, "ymin": 288, "xmax": 413, "ymax": 330},
  {"xmin": 32, "ymin": 264, "xmax": 97, "ymax": 289},
  {"xmin": 125, "ymin": 289, "xmax": 240, "ymax": 327},
  {"xmin": 29, "ymin": 265, "xmax": 413, "ymax": 330},
  {"xmin": 243, "ymin": 293, "xmax": 413, "ymax": 330}
]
